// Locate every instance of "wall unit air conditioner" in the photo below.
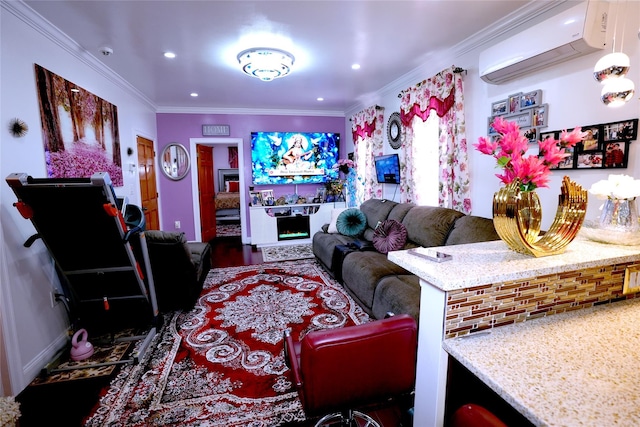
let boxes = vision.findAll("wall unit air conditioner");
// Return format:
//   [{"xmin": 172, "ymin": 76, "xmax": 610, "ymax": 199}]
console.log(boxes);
[{"xmin": 479, "ymin": 1, "xmax": 608, "ymax": 84}]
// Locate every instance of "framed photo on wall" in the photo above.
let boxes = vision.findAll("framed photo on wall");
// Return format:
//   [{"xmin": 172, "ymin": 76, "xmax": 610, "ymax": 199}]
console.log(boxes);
[
  {"xmin": 576, "ymin": 152, "xmax": 604, "ymax": 169},
  {"xmin": 507, "ymin": 93, "xmax": 522, "ymax": 114},
  {"xmin": 519, "ymin": 89, "xmax": 542, "ymax": 110},
  {"xmin": 580, "ymin": 125, "xmax": 601, "ymax": 152},
  {"xmin": 603, "ymin": 141, "xmax": 627, "ymax": 168},
  {"xmin": 491, "ymin": 99, "xmax": 508, "ymax": 116},
  {"xmin": 531, "ymin": 104, "xmax": 548, "ymax": 128}
]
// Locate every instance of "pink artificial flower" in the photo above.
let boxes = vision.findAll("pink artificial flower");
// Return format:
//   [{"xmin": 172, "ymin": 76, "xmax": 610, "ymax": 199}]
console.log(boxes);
[
  {"xmin": 560, "ymin": 127, "xmax": 588, "ymax": 147},
  {"xmin": 474, "ymin": 136, "xmax": 498, "ymax": 155},
  {"xmin": 476, "ymin": 117, "xmax": 586, "ymax": 192}
]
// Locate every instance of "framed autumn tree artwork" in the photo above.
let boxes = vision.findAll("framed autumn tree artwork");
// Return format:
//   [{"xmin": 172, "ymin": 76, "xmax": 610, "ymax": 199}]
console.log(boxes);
[{"xmin": 34, "ymin": 64, "xmax": 123, "ymax": 186}]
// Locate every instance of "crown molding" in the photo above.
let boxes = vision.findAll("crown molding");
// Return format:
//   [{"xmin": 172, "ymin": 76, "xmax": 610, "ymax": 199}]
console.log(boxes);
[
  {"xmin": 345, "ymin": 1, "xmax": 572, "ymax": 117},
  {"xmin": 156, "ymin": 106, "xmax": 345, "ymax": 117},
  {"xmin": 4, "ymin": 1, "xmax": 157, "ymax": 112}
]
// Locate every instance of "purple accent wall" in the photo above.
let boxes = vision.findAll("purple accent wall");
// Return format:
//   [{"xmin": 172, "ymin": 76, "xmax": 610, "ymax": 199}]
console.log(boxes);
[{"xmin": 156, "ymin": 113, "xmax": 345, "ymax": 240}]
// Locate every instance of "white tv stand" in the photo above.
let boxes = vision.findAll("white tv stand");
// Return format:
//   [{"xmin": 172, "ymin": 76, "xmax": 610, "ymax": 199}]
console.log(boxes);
[{"xmin": 249, "ymin": 202, "xmax": 345, "ymax": 247}]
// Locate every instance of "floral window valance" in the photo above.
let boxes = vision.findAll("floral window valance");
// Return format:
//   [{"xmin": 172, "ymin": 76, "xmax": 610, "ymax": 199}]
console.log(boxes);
[
  {"xmin": 400, "ymin": 71, "xmax": 455, "ymax": 126},
  {"xmin": 352, "ymin": 117, "xmax": 377, "ymax": 141}
]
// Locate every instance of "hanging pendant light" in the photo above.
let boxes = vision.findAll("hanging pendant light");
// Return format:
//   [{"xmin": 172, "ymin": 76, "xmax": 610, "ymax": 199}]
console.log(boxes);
[
  {"xmin": 593, "ymin": 51, "xmax": 630, "ymax": 82},
  {"xmin": 601, "ymin": 77, "xmax": 635, "ymax": 107},
  {"xmin": 593, "ymin": 0, "xmax": 634, "ymax": 106}
]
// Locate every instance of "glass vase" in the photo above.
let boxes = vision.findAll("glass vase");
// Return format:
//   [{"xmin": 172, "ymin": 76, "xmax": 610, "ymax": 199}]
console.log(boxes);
[{"xmin": 598, "ymin": 198, "xmax": 639, "ymax": 232}]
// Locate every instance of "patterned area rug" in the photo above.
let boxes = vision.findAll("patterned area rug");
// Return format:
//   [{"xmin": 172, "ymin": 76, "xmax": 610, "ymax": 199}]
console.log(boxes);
[
  {"xmin": 216, "ymin": 223, "xmax": 241, "ymax": 237},
  {"xmin": 85, "ymin": 260, "xmax": 369, "ymax": 426},
  {"xmin": 261, "ymin": 243, "xmax": 314, "ymax": 262}
]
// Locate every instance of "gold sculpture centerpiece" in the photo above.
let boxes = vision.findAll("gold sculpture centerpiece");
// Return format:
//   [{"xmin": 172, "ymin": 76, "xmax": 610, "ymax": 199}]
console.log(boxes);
[{"xmin": 476, "ymin": 117, "xmax": 589, "ymax": 257}]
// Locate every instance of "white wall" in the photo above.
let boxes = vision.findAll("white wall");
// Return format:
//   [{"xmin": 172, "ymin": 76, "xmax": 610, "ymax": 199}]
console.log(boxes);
[
  {"xmin": 0, "ymin": 3, "xmax": 157, "ymax": 394},
  {"xmin": 346, "ymin": 1, "xmax": 640, "ymax": 229}
]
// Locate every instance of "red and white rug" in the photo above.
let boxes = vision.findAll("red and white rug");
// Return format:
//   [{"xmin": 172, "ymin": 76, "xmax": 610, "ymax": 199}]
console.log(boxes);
[{"xmin": 85, "ymin": 260, "xmax": 369, "ymax": 426}]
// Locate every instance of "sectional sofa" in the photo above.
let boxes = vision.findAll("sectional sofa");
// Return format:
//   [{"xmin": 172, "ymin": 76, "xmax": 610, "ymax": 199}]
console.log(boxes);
[{"xmin": 312, "ymin": 199, "xmax": 500, "ymax": 321}]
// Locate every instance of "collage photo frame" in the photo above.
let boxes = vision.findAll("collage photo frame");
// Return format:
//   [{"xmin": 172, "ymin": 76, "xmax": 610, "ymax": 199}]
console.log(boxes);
[
  {"xmin": 488, "ymin": 89, "xmax": 547, "ymax": 143},
  {"xmin": 547, "ymin": 119, "xmax": 637, "ymax": 170}
]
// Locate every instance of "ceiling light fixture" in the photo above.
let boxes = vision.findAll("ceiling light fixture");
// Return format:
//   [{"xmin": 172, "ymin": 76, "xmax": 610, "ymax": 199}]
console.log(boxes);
[
  {"xmin": 237, "ymin": 47, "xmax": 295, "ymax": 81},
  {"xmin": 593, "ymin": 0, "xmax": 634, "ymax": 106}
]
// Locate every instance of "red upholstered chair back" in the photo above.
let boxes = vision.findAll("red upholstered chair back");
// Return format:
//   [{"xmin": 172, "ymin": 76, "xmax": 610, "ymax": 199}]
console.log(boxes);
[
  {"xmin": 450, "ymin": 404, "xmax": 508, "ymax": 427},
  {"xmin": 288, "ymin": 314, "xmax": 417, "ymax": 417}
]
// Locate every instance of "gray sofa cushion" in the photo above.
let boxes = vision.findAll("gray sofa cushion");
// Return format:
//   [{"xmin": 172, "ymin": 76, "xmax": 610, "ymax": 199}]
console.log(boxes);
[
  {"xmin": 401, "ymin": 206, "xmax": 464, "ymax": 247},
  {"xmin": 388, "ymin": 202, "xmax": 415, "ymax": 223},
  {"xmin": 446, "ymin": 215, "xmax": 500, "ymax": 245},
  {"xmin": 372, "ymin": 275, "xmax": 420, "ymax": 321},
  {"xmin": 340, "ymin": 251, "xmax": 410, "ymax": 310},
  {"xmin": 359, "ymin": 199, "xmax": 398, "ymax": 230},
  {"xmin": 312, "ymin": 231, "xmax": 358, "ymax": 272}
]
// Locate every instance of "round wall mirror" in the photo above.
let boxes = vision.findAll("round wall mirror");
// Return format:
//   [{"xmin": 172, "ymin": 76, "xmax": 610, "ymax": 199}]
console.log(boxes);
[{"xmin": 161, "ymin": 143, "xmax": 190, "ymax": 180}]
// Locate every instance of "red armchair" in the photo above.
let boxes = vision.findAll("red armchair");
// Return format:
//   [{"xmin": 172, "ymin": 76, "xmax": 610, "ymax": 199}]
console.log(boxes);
[
  {"xmin": 450, "ymin": 404, "xmax": 508, "ymax": 427},
  {"xmin": 284, "ymin": 314, "xmax": 417, "ymax": 426}
]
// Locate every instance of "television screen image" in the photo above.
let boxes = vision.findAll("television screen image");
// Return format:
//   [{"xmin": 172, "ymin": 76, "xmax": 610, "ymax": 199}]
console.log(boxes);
[
  {"xmin": 374, "ymin": 154, "xmax": 401, "ymax": 184},
  {"xmin": 251, "ymin": 132, "xmax": 340, "ymax": 185}
]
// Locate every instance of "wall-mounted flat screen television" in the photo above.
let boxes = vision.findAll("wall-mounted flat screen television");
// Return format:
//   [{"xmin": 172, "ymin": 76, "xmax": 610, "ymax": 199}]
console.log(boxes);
[
  {"xmin": 374, "ymin": 154, "xmax": 401, "ymax": 184},
  {"xmin": 251, "ymin": 132, "xmax": 340, "ymax": 185}
]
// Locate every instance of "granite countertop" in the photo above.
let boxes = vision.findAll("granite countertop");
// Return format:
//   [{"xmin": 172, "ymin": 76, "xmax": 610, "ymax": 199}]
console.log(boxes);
[
  {"xmin": 443, "ymin": 298, "xmax": 640, "ymax": 427},
  {"xmin": 387, "ymin": 238, "xmax": 640, "ymax": 291}
]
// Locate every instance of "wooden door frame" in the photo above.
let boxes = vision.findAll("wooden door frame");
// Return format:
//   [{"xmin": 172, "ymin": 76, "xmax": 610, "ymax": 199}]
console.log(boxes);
[{"xmin": 189, "ymin": 138, "xmax": 247, "ymax": 244}]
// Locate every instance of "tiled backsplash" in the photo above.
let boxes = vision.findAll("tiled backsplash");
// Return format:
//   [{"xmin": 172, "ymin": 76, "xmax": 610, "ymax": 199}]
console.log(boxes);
[{"xmin": 444, "ymin": 261, "xmax": 639, "ymax": 338}]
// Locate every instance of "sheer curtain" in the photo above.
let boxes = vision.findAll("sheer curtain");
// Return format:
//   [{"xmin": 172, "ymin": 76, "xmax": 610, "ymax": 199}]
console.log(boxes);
[
  {"xmin": 350, "ymin": 105, "xmax": 384, "ymax": 205},
  {"xmin": 398, "ymin": 66, "xmax": 471, "ymax": 214}
]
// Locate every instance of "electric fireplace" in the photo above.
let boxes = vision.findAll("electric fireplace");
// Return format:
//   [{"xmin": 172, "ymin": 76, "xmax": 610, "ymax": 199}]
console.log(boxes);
[{"xmin": 277, "ymin": 216, "xmax": 311, "ymax": 241}]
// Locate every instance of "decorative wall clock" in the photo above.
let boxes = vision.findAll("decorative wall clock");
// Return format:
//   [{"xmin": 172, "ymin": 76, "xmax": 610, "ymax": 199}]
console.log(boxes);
[{"xmin": 387, "ymin": 112, "xmax": 402, "ymax": 149}]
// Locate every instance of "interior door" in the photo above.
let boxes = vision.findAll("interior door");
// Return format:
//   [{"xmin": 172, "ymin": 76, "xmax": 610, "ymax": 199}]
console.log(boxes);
[
  {"xmin": 137, "ymin": 136, "xmax": 160, "ymax": 230},
  {"xmin": 197, "ymin": 144, "xmax": 217, "ymax": 241}
]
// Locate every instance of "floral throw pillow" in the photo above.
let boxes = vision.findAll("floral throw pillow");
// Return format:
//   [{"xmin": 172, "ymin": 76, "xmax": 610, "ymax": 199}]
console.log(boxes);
[{"xmin": 373, "ymin": 219, "xmax": 408, "ymax": 254}]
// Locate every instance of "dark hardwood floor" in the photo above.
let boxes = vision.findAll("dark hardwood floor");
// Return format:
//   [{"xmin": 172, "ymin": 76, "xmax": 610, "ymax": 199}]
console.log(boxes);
[{"xmin": 15, "ymin": 236, "xmax": 407, "ymax": 426}]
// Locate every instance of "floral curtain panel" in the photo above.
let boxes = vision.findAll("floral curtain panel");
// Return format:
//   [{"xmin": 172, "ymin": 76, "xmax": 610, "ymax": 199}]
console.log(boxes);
[
  {"xmin": 398, "ymin": 66, "xmax": 471, "ymax": 214},
  {"xmin": 351, "ymin": 105, "xmax": 384, "ymax": 206}
]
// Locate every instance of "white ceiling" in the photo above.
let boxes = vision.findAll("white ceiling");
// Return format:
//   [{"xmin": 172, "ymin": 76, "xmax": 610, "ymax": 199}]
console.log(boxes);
[{"xmin": 23, "ymin": 0, "xmax": 569, "ymax": 114}]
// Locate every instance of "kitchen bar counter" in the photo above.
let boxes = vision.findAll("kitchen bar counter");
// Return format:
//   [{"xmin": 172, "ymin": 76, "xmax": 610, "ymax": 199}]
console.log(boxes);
[
  {"xmin": 386, "ymin": 238, "xmax": 640, "ymax": 426},
  {"xmin": 444, "ymin": 298, "xmax": 640, "ymax": 426},
  {"xmin": 388, "ymin": 238, "xmax": 640, "ymax": 291}
]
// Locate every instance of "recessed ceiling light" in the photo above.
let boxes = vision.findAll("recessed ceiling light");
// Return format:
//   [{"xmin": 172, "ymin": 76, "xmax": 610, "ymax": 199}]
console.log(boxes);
[
  {"xmin": 190, "ymin": 93, "xmax": 198, "ymax": 97},
  {"xmin": 317, "ymin": 97, "xmax": 324, "ymax": 101},
  {"xmin": 164, "ymin": 52, "xmax": 176, "ymax": 59},
  {"xmin": 351, "ymin": 64, "xmax": 361, "ymax": 70}
]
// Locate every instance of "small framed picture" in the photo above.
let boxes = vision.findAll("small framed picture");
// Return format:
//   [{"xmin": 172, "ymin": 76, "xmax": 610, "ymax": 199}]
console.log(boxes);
[
  {"xmin": 531, "ymin": 104, "xmax": 548, "ymax": 128},
  {"xmin": 507, "ymin": 92, "xmax": 522, "ymax": 114},
  {"xmin": 603, "ymin": 141, "xmax": 627, "ymax": 168},
  {"xmin": 623, "ymin": 264, "xmax": 640, "ymax": 295},
  {"xmin": 539, "ymin": 131, "xmax": 558, "ymax": 142},
  {"xmin": 604, "ymin": 119, "xmax": 638, "ymax": 142},
  {"xmin": 580, "ymin": 125, "xmax": 601, "ymax": 151},
  {"xmin": 550, "ymin": 146, "xmax": 575, "ymax": 169},
  {"xmin": 507, "ymin": 110, "xmax": 532, "ymax": 128},
  {"xmin": 491, "ymin": 99, "xmax": 508, "ymax": 116},
  {"xmin": 315, "ymin": 187, "xmax": 327, "ymax": 203},
  {"xmin": 576, "ymin": 152, "xmax": 604, "ymax": 168},
  {"xmin": 519, "ymin": 89, "xmax": 542, "ymax": 110},
  {"xmin": 249, "ymin": 191, "xmax": 263, "ymax": 206},
  {"xmin": 523, "ymin": 127, "xmax": 537, "ymax": 143},
  {"xmin": 261, "ymin": 189, "xmax": 275, "ymax": 206}
]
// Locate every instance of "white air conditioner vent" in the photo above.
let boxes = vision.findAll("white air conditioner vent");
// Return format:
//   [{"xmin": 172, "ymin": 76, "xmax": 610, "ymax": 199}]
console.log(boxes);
[{"xmin": 479, "ymin": 1, "xmax": 608, "ymax": 84}]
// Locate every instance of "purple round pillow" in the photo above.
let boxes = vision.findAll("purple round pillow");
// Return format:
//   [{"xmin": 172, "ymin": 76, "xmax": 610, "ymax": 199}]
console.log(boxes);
[{"xmin": 373, "ymin": 219, "xmax": 408, "ymax": 254}]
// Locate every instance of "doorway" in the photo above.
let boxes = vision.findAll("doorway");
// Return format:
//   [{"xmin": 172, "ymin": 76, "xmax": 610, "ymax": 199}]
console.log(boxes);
[
  {"xmin": 189, "ymin": 138, "xmax": 247, "ymax": 244},
  {"xmin": 137, "ymin": 135, "xmax": 160, "ymax": 230}
]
